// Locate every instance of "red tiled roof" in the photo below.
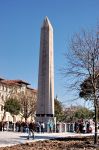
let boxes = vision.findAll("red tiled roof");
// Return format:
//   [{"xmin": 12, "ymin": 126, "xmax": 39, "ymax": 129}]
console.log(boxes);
[
  {"xmin": 10, "ymin": 80, "xmax": 30, "ymax": 85},
  {"xmin": 1, "ymin": 80, "xmax": 20, "ymax": 86},
  {"xmin": 1, "ymin": 80, "xmax": 30, "ymax": 85}
]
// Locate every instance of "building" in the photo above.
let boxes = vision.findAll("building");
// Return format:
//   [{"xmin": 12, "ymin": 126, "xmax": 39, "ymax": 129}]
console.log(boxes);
[{"xmin": 0, "ymin": 77, "xmax": 37, "ymax": 122}]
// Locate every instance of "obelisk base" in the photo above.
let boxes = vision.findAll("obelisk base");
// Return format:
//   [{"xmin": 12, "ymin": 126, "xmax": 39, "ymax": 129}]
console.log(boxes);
[{"xmin": 36, "ymin": 115, "xmax": 56, "ymax": 132}]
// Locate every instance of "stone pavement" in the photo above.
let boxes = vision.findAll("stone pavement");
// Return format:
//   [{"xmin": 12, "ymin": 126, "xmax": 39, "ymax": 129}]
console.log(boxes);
[{"xmin": 0, "ymin": 131, "xmax": 96, "ymax": 148}]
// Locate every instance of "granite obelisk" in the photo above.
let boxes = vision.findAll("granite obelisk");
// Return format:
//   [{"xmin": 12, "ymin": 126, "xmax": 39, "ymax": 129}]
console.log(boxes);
[{"xmin": 36, "ymin": 17, "xmax": 55, "ymax": 125}]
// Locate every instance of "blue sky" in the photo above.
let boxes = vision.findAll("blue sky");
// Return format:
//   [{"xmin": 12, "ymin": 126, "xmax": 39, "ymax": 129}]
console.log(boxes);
[{"xmin": 0, "ymin": 0, "xmax": 99, "ymax": 107}]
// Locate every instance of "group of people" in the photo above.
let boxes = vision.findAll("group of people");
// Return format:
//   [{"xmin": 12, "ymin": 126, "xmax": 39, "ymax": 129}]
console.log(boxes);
[
  {"xmin": 74, "ymin": 120, "xmax": 92, "ymax": 133},
  {"xmin": 16, "ymin": 121, "xmax": 45, "ymax": 139},
  {"xmin": 1, "ymin": 119, "xmax": 93, "ymax": 137}
]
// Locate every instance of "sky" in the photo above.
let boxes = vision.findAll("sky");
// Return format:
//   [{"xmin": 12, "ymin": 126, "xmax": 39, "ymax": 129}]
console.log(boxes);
[{"xmin": 0, "ymin": 0, "xmax": 99, "ymax": 107}]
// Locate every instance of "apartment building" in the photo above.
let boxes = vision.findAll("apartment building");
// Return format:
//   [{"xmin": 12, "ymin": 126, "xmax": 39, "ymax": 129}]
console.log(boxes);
[{"xmin": 0, "ymin": 77, "xmax": 37, "ymax": 122}]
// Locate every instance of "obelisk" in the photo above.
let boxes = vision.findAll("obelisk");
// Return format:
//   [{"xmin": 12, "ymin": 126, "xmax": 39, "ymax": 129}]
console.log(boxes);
[{"xmin": 36, "ymin": 17, "xmax": 55, "ymax": 127}]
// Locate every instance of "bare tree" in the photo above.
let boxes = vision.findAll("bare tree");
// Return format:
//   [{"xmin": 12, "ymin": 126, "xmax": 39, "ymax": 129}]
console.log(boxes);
[
  {"xmin": 63, "ymin": 28, "xmax": 99, "ymax": 144},
  {"xmin": 18, "ymin": 89, "xmax": 37, "ymax": 122}
]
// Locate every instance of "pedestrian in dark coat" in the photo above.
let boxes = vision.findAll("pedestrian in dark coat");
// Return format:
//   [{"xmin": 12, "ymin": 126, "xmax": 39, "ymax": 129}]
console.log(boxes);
[{"xmin": 27, "ymin": 122, "xmax": 35, "ymax": 139}]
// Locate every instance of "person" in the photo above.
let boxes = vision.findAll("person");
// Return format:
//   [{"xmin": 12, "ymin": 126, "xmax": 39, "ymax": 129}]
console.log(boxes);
[
  {"xmin": 27, "ymin": 122, "xmax": 35, "ymax": 139},
  {"xmin": 24, "ymin": 122, "xmax": 29, "ymax": 133},
  {"xmin": 49, "ymin": 122, "xmax": 53, "ymax": 133},
  {"xmin": 82, "ymin": 123, "xmax": 86, "ymax": 133},
  {"xmin": 86, "ymin": 121, "xmax": 90, "ymax": 133},
  {"xmin": 36, "ymin": 122, "xmax": 41, "ymax": 133},
  {"xmin": 41, "ymin": 122, "xmax": 45, "ymax": 133},
  {"xmin": 74, "ymin": 122, "xmax": 79, "ymax": 133}
]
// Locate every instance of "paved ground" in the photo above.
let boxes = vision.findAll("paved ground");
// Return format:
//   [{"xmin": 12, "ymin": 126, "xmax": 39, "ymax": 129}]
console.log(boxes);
[{"xmin": 0, "ymin": 131, "xmax": 97, "ymax": 147}]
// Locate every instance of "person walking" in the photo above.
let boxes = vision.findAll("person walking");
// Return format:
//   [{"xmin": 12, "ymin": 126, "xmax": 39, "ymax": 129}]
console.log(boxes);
[{"xmin": 27, "ymin": 122, "xmax": 35, "ymax": 139}]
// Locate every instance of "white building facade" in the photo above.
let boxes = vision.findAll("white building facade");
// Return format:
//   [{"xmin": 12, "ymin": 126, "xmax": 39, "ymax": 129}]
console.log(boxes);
[{"xmin": 0, "ymin": 78, "xmax": 37, "ymax": 123}]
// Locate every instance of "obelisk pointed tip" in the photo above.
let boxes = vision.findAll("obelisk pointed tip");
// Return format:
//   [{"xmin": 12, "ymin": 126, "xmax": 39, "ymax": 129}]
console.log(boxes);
[
  {"xmin": 42, "ymin": 16, "xmax": 53, "ymax": 29},
  {"xmin": 45, "ymin": 16, "xmax": 49, "ymax": 20}
]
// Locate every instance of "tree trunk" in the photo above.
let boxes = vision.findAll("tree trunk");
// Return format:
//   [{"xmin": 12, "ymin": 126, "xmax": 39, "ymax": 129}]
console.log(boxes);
[
  {"xmin": 94, "ymin": 104, "xmax": 98, "ymax": 144},
  {"xmin": 1, "ymin": 111, "xmax": 6, "ymax": 131}
]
